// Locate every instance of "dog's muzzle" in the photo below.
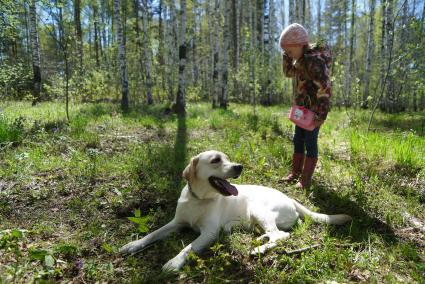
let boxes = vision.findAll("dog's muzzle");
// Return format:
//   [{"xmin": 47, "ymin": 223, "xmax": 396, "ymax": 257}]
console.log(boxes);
[{"xmin": 232, "ymin": 164, "xmax": 243, "ymax": 178}]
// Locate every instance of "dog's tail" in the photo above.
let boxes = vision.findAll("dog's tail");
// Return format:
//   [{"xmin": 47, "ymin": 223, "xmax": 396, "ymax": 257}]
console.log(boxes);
[{"xmin": 293, "ymin": 200, "xmax": 352, "ymax": 225}]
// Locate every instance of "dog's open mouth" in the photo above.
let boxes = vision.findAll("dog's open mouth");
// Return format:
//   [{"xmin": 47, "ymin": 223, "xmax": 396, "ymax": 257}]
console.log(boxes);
[{"xmin": 208, "ymin": 176, "xmax": 238, "ymax": 196}]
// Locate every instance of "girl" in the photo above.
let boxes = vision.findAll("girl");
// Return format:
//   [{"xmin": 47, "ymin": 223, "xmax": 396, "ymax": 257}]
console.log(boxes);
[{"xmin": 279, "ymin": 23, "xmax": 332, "ymax": 189}]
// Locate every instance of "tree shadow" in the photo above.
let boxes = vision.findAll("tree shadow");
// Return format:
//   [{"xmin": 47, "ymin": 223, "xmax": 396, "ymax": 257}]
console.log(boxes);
[
  {"xmin": 173, "ymin": 113, "xmax": 187, "ymax": 189},
  {"xmin": 307, "ymin": 183, "xmax": 399, "ymax": 246},
  {"xmin": 115, "ymin": 111, "xmax": 187, "ymax": 218},
  {"xmin": 368, "ymin": 114, "xmax": 425, "ymax": 136}
]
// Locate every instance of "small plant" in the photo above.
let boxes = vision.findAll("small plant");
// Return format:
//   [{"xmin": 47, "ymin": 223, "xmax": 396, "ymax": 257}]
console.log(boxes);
[
  {"xmin": 0, "ymin": 114, "xmax": 25, "ymax": 147},
  {"xmin": 127, "ymin": 209, "xmax": 152, "ymax": 233}
]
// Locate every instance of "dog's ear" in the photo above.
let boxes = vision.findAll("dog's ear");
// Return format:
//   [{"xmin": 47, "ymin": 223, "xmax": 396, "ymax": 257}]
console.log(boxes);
[{"xmin": 183, "ymin": 156, "xmax": 199, "ymax": 183}]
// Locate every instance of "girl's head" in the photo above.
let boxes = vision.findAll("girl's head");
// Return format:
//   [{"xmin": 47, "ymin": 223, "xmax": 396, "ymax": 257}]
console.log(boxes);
[{"xmin": 279, "ymin": 23, "xmax": 309, "ymax": 59}]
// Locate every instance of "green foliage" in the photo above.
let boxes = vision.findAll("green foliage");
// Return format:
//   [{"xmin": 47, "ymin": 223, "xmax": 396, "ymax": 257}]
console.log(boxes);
[
  {"xmin": 0, "ymin": 114, "xmax": 25, "ymax": 147},
  {"xmin": 128, "ymin": 209, "xmax": 152, "ymax": 233},
  {"xmin": 0, "ymin": 63, "xmax": 32, "ymax": 99}
]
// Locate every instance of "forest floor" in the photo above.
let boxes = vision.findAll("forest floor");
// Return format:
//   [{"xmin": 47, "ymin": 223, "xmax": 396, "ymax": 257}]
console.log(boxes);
[{"xmin": 0, "ymin": 101, "xmax": 424, "ymax": 283}]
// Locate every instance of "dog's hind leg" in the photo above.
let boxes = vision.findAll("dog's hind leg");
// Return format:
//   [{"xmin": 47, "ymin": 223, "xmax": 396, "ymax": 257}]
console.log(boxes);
[
  {"xmin": 250, "ymin": 211, "xmax": 290, "ymax": 255},
  {"xmin": 250, "ymin": 230, "xmax": 290, "ymax": 255},
  {"xmin": 119, "ymin": 219, "xmax": 182, "ymax": 255}
]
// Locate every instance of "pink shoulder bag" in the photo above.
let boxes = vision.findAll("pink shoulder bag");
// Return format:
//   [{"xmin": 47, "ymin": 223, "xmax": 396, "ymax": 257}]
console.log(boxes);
[{"xmin": 288, "ymin": 105, "xmax": 316, "ymax": 131}]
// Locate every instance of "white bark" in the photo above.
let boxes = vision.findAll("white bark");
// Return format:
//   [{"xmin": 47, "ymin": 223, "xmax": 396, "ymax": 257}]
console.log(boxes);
[
  {"xmin": 114, "ymin": 0, "xmax": 129, "ymax": 111},
  {"xmin": 221, "ymin": 0, "xmax": 230, "ymax": 108},
  {"xmin": 362, "ymin": 0, "xmax": 375, "ymax": 108},
  {"xmin": 29, "ymin": 0, "xmax": 41, "ymax": 105},
  {"xmin": 212, "ymin": 0, "xmax": 220, "ymax": 108},
  {"xmin": 142, "ymin": 0, "xmax": 153, "ymax": 104},
  {"xmin": 317, "ymin": 0, "xmax": 321, "ymax": 36},
  {"xmin": 175, "ymin": 0, "xmax": 187, "ymax": 113}
]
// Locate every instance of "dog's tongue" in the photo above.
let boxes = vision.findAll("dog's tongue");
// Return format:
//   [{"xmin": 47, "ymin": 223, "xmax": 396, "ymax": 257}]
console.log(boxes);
[{"xmin": 209, "ymin": 177, "xmax": 238, "ymax": 196}]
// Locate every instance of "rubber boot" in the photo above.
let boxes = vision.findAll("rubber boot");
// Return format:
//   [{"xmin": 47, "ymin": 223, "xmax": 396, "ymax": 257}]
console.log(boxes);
[
  {"xmin": 295, "ymin": 157, "xmax": 318, "ymax": 189},
  {"xmin": 280, "ymin": 153, "xmax": 305, "ymax": 183}
]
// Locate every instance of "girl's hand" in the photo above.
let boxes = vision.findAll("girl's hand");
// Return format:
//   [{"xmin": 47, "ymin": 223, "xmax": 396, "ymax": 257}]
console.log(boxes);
[{"xmin": 314, "ymin": 119, "xmax": 324, "ymax": 127}]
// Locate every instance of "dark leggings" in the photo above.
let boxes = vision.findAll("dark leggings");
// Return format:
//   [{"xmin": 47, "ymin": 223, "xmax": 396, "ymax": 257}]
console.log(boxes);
[{"xmin": 293, "ymin": 125, "xmax": 320, "ymax": 158}]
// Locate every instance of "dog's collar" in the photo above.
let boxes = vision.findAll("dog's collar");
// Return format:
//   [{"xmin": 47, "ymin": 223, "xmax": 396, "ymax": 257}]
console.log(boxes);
[{"xmin": 187, "ymin": 183, "xmax": 201, "ymax": 200}]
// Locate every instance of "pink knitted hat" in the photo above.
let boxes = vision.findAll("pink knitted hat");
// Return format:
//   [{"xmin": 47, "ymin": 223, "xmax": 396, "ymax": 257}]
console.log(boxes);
[{"xmin": 279, "ymin": 23, "xmax": 309, "ymax": 48}]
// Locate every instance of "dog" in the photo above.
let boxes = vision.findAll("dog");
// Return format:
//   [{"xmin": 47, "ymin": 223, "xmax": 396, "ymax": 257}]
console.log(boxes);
[{"xmin": 119, "ymin": 150, "xmax": 352, "ymax": 271}]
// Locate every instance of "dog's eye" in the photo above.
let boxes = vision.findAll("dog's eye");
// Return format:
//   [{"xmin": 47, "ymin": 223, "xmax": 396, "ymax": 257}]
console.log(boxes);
[{"xmin": 211, "ymin": 157, "xmax": 221, "ymax": 164}]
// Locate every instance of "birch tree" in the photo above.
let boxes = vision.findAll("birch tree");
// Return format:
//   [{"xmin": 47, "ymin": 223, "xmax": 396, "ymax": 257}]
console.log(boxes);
[
  {"xmin": 175, "ymin": 0, "xmax": 187, "ymax": 114},
  {"xmin": 114, "ymin": 0, "xmax": 129, "ymax": 111},
  {"xmin": 29, "ymin": 0, "xmax": 41, "ymax": 105},
  {"xmin": 212, "ymin": 0, "xmax": 220, "ymax": 108},
  {"xmin": 74, "ymin": 0, "xmax": 83, "ymax": 73},
  {"xmin": 221, "ymin": 0, "xmax": 230, "ymax": 108},
  {"xmin": 361, "ymin": 0, "xmax": 375, "ymax": 108},
  {"xmin": 142, "ymin": 0, "xmax": 153, "ymax": 104}
]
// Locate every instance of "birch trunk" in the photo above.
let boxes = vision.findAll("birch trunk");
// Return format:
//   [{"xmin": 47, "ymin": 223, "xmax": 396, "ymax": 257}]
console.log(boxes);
[
  {"xmin": 317, "ymin": 0, "xmax": 321, "ymax": 37},
  {"xmin": 175, "ymin": 0, "xmax": 187, "ymax": 114},
  {"xmin": 114, "ymin": 0, "xmax": 130, "ymax": 111},
  {"xmin": 212, "ymin": 0, "xmax": 220, "ymax": 108},
  {"xmin": 29, "ymin": 0, "xmax": 42, "ymax": 105},
  {"xmin": 289, "ymin": 0, "xmax": 294, "ymax": 23},
  {"xmin": 93, "ymin": 2, "xmax": 100, "ymax": 67},
  {"xmin": 221, "ymin": 0, "xmax": 230, "ymax": 108},
  {"xmin": 362, "ymin": 0, "xmax": 375, "ymax": 108},
  {"xmin": 74, "ymin": 0, "xmax": 83, "ymax": 72},
  {"xmin": 379, "ymin": 0, "xmax": 387, "ymax": 110},
  {"xmin": 142, "ymin": 0, "xmax": 153, "ymax": 104}
]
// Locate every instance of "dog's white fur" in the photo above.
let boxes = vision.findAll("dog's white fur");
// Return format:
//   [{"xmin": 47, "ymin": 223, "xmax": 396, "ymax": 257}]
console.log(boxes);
[{"xmin": 120, "ymin": 150, "xmax": 352, "ymax": 271}]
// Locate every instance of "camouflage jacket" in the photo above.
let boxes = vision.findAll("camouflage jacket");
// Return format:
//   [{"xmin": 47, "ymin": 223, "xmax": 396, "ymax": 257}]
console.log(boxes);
[{"xmin": 282, "ymin": 42, "xmax": 332, "ymax": 121}]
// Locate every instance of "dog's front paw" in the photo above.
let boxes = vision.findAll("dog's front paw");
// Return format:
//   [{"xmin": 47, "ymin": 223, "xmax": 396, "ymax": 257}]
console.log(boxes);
[
  {"xmin": 162, "ymin": 257, "xmax": 184, "ymax": 272},
  {"xmin": 250, "ymin": 245, "xmax": 267, "ymax": 255},
  {"xmin": 119, "ymin": 240, "xmax": 144, "ymax": 255}
]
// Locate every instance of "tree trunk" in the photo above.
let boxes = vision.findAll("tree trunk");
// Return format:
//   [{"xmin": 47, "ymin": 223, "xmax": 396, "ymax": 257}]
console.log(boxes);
[
  {"xmin": 361, "ymin": 0, "xmax": 375, "ymax": 109},
  {"xmin": 385, "ymin": 0, "xmax": 394, "ymax": 112},
  {"xmin": 192, "ymin": 2, "xmax": 199, "ymax": 85},
  {"xmin": 212, "ymin": 0, "xmax": 220, "ymax": 108},
  {"xmin": 142, "ymin": 0, "xmax": 153, "ymax": 104},
  {"xmin": 396, "ymin": 0, "xmax": 409, "ymax": 111},
  {"xmin": 29, "ymin": 0, "xmax": 42, "ymax": 105},
  {"xmin": 57, "ymin": 3, "xmax": 70, "ymax": 121},
  {"xmin": 157, "ymin": 0, "xmax": 166, "ymax": 96},
  {"xmin": 267, "ymin": 0, "xmax": 275, "ymax": 105},
  {"xmin": 166, "ymin": 1, "xmax": 178, "ymax": 102},
  {"xmin": 207, "ymin": 1, "xmax": 213, "ymax": 101},
  {"xmin": 114, "ymin": 0, "xmax": 130, "ymax": 111},
  {"xmin": 231, "ymin": 0, "xmax": 240, "ymax": 100},
  {"xmin": 250, "ymin": 0, "xmax": 256, "ymax": 108},
  {"xmin": 74, "ymin": 0, "xmax": 83, "ymax": 73},
  {"xmin": 175, "ymin": 0, "xmax": 187, "ymax": 114},
  {"xmin": 289, "ymin": 0, "xmax": 294, "ymax": 23},
  {"xmin": 221, "ymin": 0, "xmax": 230, "ymax": 108},
  {"xmin": 379, "ymin": 0, "xmax": 387, "ymax": 111},
  {"xmin": 231, "ymin": 0, "xmax": 238, "ymax": 69},
  {"xmin": 317, "ymin": 0, "xmax": 321, "ymax": 37},
  {"xmin": 93, "ymin": 1, "xmax": 100, "ymax": 67},
  {"xmin": 345, "ymin": 0, "xmax": 355, "ymax": 107}
]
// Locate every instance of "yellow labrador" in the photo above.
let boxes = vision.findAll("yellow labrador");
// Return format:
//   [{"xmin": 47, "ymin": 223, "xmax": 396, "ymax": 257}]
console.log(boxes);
[{"xmin": 119, "ymin": 150, "xmax": 352, "ymax": 271}]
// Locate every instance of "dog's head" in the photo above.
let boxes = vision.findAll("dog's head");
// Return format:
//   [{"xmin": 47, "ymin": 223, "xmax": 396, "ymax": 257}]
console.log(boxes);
[{"xmin": 183, "ymin": 150, "xmax": 243, "ymax": 197}]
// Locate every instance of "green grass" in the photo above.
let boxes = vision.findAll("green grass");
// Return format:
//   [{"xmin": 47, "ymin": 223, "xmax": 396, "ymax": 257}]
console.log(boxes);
[{"xmin": 0, "ymin": 101, "xmax": 424, "ymax": 283}]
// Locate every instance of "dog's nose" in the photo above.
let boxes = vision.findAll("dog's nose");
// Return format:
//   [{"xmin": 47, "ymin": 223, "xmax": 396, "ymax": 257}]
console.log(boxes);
[{"xmin": 233, "ymin": 164, "xmax": 243, "ymax": 174}]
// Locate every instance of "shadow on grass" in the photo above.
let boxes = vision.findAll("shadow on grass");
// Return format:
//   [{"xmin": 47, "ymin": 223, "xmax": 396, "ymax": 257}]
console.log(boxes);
[
  {"xmin": 368, "ymin": 113, "xmax": 425, "ymax": 136},
  {"xmin": 308, "ymin": 183, "xmax": 399, "ymax": 245},
  {"xmin": 173, "ymin": 113, "xmax": 187, "ymax": 188}
]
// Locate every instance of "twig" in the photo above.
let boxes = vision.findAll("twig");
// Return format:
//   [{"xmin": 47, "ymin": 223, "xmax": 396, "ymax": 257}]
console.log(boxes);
[{"xmin": 276, "ymin": 244, "xmax": 321, "ymax": 255}]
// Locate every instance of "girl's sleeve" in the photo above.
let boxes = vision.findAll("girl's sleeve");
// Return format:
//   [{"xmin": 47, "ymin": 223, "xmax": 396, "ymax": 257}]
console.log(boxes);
[
  {"xmin": 282, "ymin": 53, "xmax": 296, "ymax": 77},
  {"xmin": 307, "ymin": 55, "xmax": 332, "ymax": 121}
]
